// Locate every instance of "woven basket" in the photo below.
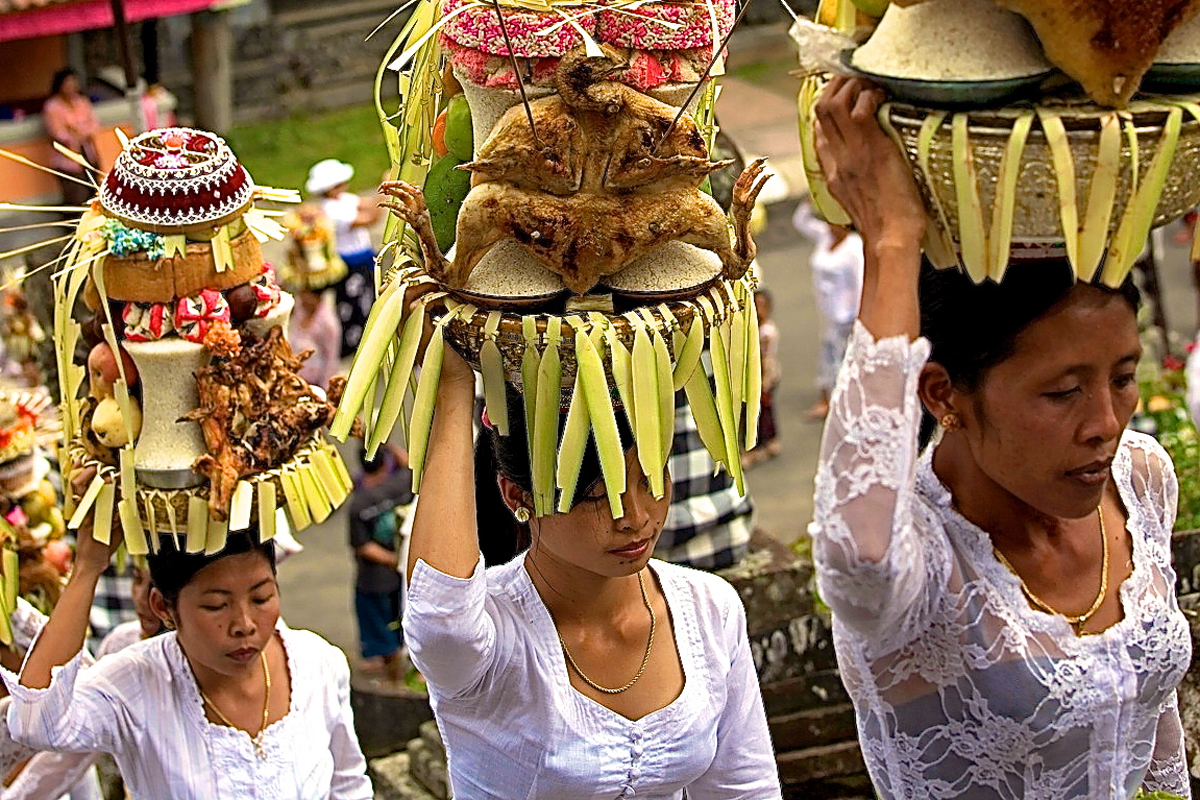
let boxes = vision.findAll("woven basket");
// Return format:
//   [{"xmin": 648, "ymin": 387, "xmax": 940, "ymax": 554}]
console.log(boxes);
[
  {"xmin": 68, "ymin": 431, "xmax": 349, "ymax": 540},
  {"xmin": 884, "ymin": 100, "xmax": 1200, "ymax": 245},
  {"xmin": 425, "ymin": 273, "xmax": 751, "ymax": 392}
]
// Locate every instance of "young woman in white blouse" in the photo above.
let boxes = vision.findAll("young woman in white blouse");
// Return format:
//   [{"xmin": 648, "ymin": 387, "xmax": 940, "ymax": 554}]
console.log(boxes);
[
  {"xmin": 810, "ymin": 76, "xmax": 1191, "ymax": 799},
  {"xmin": 3, "ymin": 523, "xmax": 372, "ymax": 799},
  {"xmin": 403, "ymin": 335, "xmax": 781, "ymax": 799}
]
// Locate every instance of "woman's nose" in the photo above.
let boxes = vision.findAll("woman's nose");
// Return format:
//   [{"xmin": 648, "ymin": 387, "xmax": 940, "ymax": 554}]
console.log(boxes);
[
  {"xmin": 1080, "ymin": 388, "xmax": 1122, "ymax": 444},
  {"xmin": 229, "ymin": 602, "xmax": 256, "ymax": 636},
  {"xmin": 616, "ymin": 483, "xmax": 653, "ymax": 532}
]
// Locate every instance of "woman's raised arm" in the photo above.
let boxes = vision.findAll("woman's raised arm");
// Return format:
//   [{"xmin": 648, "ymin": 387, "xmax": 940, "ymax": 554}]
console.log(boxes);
[
  {"xmin": 406, "ymin": 343, "xmax": 480, "ymax": 582},
  {"xmin": 814, "ymin": 77, "xmax": 925, "ymax": 340},
  {"xmin": 20, "ymin": 481, "xmax": 121, "ymax": 689},
  {"xmin": 809, "ymin": 78, "xmax": 950, "ymax": 645}
]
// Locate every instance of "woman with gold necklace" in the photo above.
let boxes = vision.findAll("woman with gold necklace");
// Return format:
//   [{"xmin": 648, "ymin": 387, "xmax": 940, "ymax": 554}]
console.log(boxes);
[
  {"xmin": 2, "ymin": 521, "xmax": 372, "ymax": 799},
  {"xmin": 810, "ymin": 76, "xmax": 1191, "ymax": 799},
  {"xmin": 402, "ymin": 340, "xmax": 780, "ymax": 798}
]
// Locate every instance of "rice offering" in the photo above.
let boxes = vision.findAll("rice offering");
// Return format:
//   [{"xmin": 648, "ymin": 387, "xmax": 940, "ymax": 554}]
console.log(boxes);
[
  {"xmin": 852, "ymin": 0, "xmax": 1052, "ymax": 82},
  {"xmin": 456, "ymin": 240, "xmax": 567, "ymax": 300},
  {"xmin": 601, "ymin": 241, "xmax": 721, "ymax": 295}
]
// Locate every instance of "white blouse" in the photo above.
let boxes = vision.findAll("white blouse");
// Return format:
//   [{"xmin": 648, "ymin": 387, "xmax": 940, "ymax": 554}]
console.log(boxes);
[
  {"xmin": 2, "ymin": 625, "xmax": 372, "ymax": 800},
  {"xmin": 812, "ymin": 322, "xmax": 1193, "ymax": 800},
  {"xmin": 404, "ymin": 555, "xmax": 781, "ymax": 799}
]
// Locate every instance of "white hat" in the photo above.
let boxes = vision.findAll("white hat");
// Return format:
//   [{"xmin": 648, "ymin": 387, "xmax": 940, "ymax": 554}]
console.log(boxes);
[{"xmin": 305, "ymin": 159, "xmax": 355, "ymax": 195}]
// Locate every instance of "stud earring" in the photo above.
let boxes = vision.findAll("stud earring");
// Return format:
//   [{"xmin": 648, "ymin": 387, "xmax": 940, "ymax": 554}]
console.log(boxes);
[
  {"xmin": 514, "ymin": 507, "xmax": 531, "ymax": 524},
  {"xmin": 940, "ymin": 412, "xmax": 962, "ymax": 432}
]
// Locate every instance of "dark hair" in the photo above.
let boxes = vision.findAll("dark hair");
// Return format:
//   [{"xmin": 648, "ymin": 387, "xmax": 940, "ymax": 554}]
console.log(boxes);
[
  {"xmin": 359, "ymin": 445, "xmax": 388, "ymax": 475},
  {"xmin": 474, "ymin": 385, "xmax": 634, "ymax": 565},
  {"xmin": 50, "ymin": 68, "xmax": 77, "ymax": 96},
  {"xmin": 917, "ymin": 257, "xmax": 1140, "ymax": 446},
  {"xmin": 146, "ymin": 529, "xmax": 276, "ymax": 605}
]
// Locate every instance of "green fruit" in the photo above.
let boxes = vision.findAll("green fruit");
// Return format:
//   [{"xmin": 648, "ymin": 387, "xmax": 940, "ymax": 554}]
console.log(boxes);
[
  {"xmin": 444, "ymin": 95, "xmax": 474, "ymax": 161},
  {"xmin": 423, "ymin": 155, "xmax": 472, "ymax": 252},
  {"xmin": 20, "ymin": 492, "xmax": 48, "ymax": 523},
  {"xmin": 850, "ymin": 0, "xmax": 889, "ymax": 16}
]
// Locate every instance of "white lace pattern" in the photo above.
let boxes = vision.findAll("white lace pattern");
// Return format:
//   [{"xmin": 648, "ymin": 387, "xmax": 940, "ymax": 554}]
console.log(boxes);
[{"xmin": 812, "ymin": 322, "xmax": 1193, "ymax": 800}]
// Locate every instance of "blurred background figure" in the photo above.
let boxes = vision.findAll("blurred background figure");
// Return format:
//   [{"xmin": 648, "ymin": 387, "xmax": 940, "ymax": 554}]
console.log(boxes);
[
  {"xmin": 792, "ymin": 199, "xmax": 864, "ymax": 420},
  {"xmin": 305, "ymin": 159, "xmax": 381, "ymax": 358},
  {"xmin": 41, "ymin": 69, "xmax": 99, "ymax": 207},
  {"xmin": 348, "ymin": 444, "xmax": 413, "ymax": 684},
  {"xmin": 289, "ymin": 288, "xmax": 342, "ymax": 391},
  {"xmin": 280, "ymin": 204, "xmax": 348, "ymax": 293}
]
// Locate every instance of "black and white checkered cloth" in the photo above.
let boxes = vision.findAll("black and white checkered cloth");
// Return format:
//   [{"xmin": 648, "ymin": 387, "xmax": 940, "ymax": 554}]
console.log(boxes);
[
  {"xmin": 89, "ymin": 565, "xmax": 137, "ymax": 645},
  {"xmin": 654, "ymin": 391, "xmax": 754, "ymax": 570}
]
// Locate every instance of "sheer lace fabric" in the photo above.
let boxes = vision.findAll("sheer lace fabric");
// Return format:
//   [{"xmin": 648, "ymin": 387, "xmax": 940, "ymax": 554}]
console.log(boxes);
[{"xmin": 812, "ymin": 322, "xmax": 1192, "ymax": 800}]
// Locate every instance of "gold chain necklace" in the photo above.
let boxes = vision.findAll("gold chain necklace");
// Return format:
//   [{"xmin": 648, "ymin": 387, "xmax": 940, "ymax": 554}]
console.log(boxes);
[
  {"xmin": 556, "ymin": 571, "xmax": 655, "ymax": 695},
  {"xmin": 993, "ymin": 505, "xmax": 1109, "ymax": 635},
  {"xmin": 198, "ymin": 650, "xmax": 272, "ymax": 759}
]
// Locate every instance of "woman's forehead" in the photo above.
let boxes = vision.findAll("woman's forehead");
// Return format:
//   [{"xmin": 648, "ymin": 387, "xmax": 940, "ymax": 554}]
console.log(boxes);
[
  {"xmin": 1001, "ymin": 288, "xmax": 1140, "ymax": 369},
  {"xmin": 187, "ymin": 551, "xmax": 275, "ymax": 591}
]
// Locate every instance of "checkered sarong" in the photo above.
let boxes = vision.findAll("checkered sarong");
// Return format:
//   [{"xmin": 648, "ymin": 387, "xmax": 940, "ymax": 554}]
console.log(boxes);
[
  {"xmin": 653, "ymin": 390, "xmax": 754, "ymax": 570},
  {"xmin": 89, "ymin": 565, "xmax": 137, "ymax": 645}
]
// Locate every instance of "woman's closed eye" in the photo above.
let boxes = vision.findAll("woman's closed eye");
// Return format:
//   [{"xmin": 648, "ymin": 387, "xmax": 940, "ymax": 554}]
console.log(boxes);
[
  {"xmin": 1113, "ymin": 372, "xmax": 1136, "ymax": 390},
  {"xmin": 1043, "ymin": 386, "xmax": 1081, "ymax": 400}
]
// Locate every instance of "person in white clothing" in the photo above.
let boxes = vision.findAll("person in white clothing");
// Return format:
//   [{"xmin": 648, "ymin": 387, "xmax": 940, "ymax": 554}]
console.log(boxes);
[
  {"xmin": 306, "ymin": 159, "xmax": 382, "ymax": 358},
  {"xmin": 792, "ymin": 199, "xmax": 864, "ymax": 419},
  {"xmin": 403, "ymin": 318, "xmax": 781, "ymax": 799},
  {"xmin": 2, "ymin": 514, "xmax": 372, "ymax": 800},
  {"xmin": 809, "ymin": 77, "xmax": 1191, "ymax": 799}
]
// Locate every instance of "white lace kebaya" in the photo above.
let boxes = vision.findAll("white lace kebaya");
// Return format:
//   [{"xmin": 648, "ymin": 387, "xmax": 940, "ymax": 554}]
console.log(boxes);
[{"xmin": 812, "ymin": 322, "xmax": 1192, "ymax": 800}]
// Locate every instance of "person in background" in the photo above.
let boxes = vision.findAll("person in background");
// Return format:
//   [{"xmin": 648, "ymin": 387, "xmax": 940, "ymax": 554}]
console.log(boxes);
[
  {"xmin": 792, "ymin": 199, "xmax": 864, "ymax": 420},
  {"xmin": 656, "ymin": 390, "xmax": 756, "ymax": 569},
  {"xmin": 305, "ymin": 159, "xmax": 381, "ymax": 358},
  {"xmin": 348, "ymin": 443, "xmax": 413, "ymax": 683},
  {"xmin": 42, "ymin": 69, "xmax": 99, "ymax": 208},
  {"xmin": 289, "ymin": 288, "xmax": 342, "ymax": 391}
]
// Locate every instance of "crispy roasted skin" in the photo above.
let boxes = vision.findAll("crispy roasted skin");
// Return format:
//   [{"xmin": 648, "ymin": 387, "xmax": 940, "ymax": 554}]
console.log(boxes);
[
  {"xmin": 380, "ymin": 44, "xmax": 769, "ymax": 294},
  {"xmin": 893, "ymin": 0, "xmax": 1200, "ymax": 106},
  {"xmin": 182, "ymin": 327, "xmax": 335, "ymax": 520}
]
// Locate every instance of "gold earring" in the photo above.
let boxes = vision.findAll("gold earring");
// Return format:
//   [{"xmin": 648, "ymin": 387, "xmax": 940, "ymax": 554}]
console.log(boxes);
[
  {"xmin": 940, "ymin": 412, "xmax": 962, "ymax": 432},
  {"xmin": 514, "ymin": 507, "xmax": 531, "ymax": 524}
]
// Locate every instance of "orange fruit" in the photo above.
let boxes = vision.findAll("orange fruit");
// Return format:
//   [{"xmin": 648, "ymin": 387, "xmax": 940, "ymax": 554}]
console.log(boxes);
[{"xmin": 432, "ymin": 110, "xmax": 449, "ymax": 158}]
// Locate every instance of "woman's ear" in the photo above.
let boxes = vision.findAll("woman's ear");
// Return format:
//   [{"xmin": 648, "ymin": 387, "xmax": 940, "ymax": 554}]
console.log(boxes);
[
  {"xmin": 918, "ymin": 362, "xmax": 958, "ymax": 421},
  {"xmin": 496, "ymin": 474, "xmax": 532, "ymax": 517},
  {"xmin": 148, "ymin": 587, "xmax": 174, "ymax": 630}
]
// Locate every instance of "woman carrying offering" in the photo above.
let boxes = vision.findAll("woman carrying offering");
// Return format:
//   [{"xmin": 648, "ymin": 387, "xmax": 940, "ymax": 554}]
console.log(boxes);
[
  {"xmin": 403, "ymin": 330, "xmax": 781, "ymax": 799},
  {"xmin": 810, "ymin": 76, "xmax": 1192, "ymax": 799},
  {"xmin": 2, "ymin": 519, "xmax": 372, "ymax": 799}
]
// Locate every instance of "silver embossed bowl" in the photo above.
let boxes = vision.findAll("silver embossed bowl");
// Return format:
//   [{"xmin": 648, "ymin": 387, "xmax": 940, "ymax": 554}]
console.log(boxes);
[{"xmin": 884, "ymin": 99, "xmax": 1200, "ymax": 246}]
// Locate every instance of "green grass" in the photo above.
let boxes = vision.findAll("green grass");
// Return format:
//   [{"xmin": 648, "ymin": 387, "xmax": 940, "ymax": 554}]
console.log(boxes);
[{"xmin": 225, "ymin": 104, "xmax": 390, "ymax": 196}]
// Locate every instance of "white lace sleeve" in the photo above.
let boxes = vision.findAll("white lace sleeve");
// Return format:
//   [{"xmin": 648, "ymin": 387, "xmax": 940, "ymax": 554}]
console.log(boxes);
[
  {"xmin": 811, "ymin": 321, "xmax": 947, "ymax": 648},
  {"xmin": 1143, "ymin": 692, "xmax": 1190, "ymax": 797}
]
